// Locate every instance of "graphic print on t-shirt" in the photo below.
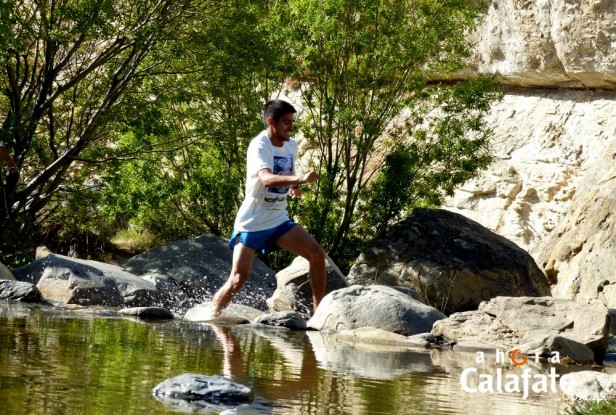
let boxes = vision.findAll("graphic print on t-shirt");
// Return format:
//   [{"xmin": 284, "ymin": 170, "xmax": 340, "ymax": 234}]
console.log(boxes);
[{"xmin": 268, "ymin": 155, "xmax": 294, "ymax": 195}]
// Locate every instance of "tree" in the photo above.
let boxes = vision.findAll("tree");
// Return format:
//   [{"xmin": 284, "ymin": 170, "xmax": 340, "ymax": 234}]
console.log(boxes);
[
  {"xmin": 95, "ymin": 0, "xmax": 288, "ymax": 243},
  {"xmin": 0, "ymin": 0, "xmax": 199, "ymax": 251},
  {"xmin": 276, "ymin": 0, "xmax": 500, "ymax": 267}
]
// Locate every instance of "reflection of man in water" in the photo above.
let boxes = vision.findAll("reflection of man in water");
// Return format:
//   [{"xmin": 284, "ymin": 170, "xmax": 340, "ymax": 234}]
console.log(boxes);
[
  {"xmin": 210, "ymin": 324, "xmax": 318, "ymax": 401},
  {"xmin": 210, "ymin": 100, "xmax": 326, "ymax": 317}
]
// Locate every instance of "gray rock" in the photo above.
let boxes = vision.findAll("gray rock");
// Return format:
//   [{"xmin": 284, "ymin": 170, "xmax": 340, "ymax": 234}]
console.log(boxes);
[
  {"xmin": 471, "ymin": 0, "xmax": 616, "ymax": 90},
  {"xmin": 267, "ymin": 255, "xmax": 348, "ymax": 315},
  {"xmin": 152, "ymin": 373, "xmax": 253, "ymax": 406},
  {"xmin": 518, "ymin": 335, "xmax": 595, "ymax": 365},
  {"xmin": 560, "ymin": 371, "xmax": 616, "ymax": 402},
  {"xmin": 253, "ymin": 311, "xmax": 307, "ymax": 330},
  {"xmin": 140, "ymin": 272, "xmax": 189, "ymax": 312},
  {"xmin": 184, "ymin": 302, "xmax": 264, "ymax": 323},
  {"xmin": 123, "ymin": 234, "xmax": 276, "ymax": 312},
  {"xmin": 118, "ymin": 307, "xmax": 173, "ymax": 319},
  {"xmin": 307, "ymin": 285, "xmax": 446, "ymax": 335},
  {"xmin": 432, "ymin": 296, "xmax": 611, "ymax": 364},
  {"xmin": 12, "ymin": 254, "xmax": 160, "ymax": 307},
  {"xmin": 0, "ymin": 280, "xmax": 41, "ymax": 302},
  {"xmin": 0, "ymin": 261, "xmax": 15, "ymax": 280},
  {"xmin": 347, "ymin": 208, "xmax": 552, "ymax": 314}
]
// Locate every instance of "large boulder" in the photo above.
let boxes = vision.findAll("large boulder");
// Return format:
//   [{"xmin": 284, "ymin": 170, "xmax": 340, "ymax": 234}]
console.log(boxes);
[
  {"xmin": 307, "ymin": 285, "xmax": 446, "ymax": 336},
  {"xmin": 432, "ymin": 296, "xmax": 611, "ymax": 364},
  {"xmin": 123, "ymin": 234, "xmax": 276, "ymax": 312},
  {"xmin": 11, "ymin": 254, "xmax": 159, "ymax": 307},
  {"xmin": 267, "ymin": 256, "xmax": 348, "ymax": 315},
  {"xmin": 347, "ymin": 208, "xmax": 551, "ymax": 314}
]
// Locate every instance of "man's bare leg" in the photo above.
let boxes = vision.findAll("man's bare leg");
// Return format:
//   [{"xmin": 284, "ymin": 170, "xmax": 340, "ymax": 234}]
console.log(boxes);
[
  {"xmin": 211, "ymin": 243, "xmax": 255, "ymax": 315},
  {"xmin": 275, "ymin": 225, "xmax": 326, "ymax": 312}
]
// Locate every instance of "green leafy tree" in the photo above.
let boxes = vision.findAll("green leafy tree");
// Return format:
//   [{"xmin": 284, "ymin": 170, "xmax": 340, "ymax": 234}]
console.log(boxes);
[
  {"xmin": 95, "ymin": 0, "xmax": 288, "ymax": 243},
  {"xmin": 0, "ymin": 0, "xmax": 199, "ymax": 253},
  {"xmin": 276, "ymin": 0, "xmax": 500, "ymax": 267}
]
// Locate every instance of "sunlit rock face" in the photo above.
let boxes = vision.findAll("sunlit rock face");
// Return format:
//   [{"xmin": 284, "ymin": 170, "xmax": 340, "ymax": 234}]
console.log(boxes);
[
  {"xmin": 442, "ymin": 1, "xmax": 616, "ymax": 305},
  {"xmin": 471, "ymin": 0, "xmax": 616, "ymax": 90},
  {"xmin": 444, "ymin": 89, "xmax": 616, "ymax": 258}
]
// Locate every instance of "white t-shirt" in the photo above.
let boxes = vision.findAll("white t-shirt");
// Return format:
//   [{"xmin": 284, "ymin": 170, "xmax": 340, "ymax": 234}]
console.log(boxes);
[{"xmin": 234, "ymin": 130, "xmax": 298, "ymax": 232}]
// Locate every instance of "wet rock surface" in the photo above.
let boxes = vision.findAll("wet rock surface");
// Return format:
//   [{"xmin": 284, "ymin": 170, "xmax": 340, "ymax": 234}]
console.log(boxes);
[{"xmin": 152, "ymin": 373, "xmax": 253, "ymax": 409}]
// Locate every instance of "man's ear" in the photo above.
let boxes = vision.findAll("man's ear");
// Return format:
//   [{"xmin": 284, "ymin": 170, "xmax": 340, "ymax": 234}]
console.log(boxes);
[{"xmin": 266, "ymin": 116, "xmax": 275, "ymax": 127}]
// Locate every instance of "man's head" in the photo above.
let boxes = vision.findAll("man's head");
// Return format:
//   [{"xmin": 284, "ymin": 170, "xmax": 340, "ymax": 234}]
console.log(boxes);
[
  {"xmin": 263, "ymin": 100, "xmax": 296, "ymax": 127},
  {"xmin": 264, "ymin": 100, "xmax": 296, "ymax": 144}
]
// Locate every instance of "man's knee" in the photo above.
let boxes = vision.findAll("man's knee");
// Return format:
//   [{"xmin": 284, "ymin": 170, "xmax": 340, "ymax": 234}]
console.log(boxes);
[{"xmin": 306, "ymin": 244, "xmax": 326, "ymax": 265}]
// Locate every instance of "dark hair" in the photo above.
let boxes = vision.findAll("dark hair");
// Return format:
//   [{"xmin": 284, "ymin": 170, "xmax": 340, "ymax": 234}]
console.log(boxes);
[{"xmin": 263, "ymin": 100, "xmax": 296, "ymax": 128}]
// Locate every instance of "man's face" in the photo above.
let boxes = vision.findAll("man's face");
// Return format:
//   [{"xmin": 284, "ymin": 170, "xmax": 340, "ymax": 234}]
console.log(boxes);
[{"xmin": 269, "ymin": 112, "xmax": 295, "ymax": 141}]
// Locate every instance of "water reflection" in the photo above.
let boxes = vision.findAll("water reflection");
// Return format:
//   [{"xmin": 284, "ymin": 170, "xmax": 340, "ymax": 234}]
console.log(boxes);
[
  {"xmin": 210, "ymin": 323, "xmax": 573, "ymax": 415},
  {"xmin": 0, "ymin": 301, "xmax": 604, "ymax": 415}
]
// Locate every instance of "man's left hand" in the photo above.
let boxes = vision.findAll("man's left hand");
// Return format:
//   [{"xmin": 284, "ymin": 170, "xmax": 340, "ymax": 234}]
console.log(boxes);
[{"xmin": 290, "ymin": 187, "xmax": 303, "ymax": 199}]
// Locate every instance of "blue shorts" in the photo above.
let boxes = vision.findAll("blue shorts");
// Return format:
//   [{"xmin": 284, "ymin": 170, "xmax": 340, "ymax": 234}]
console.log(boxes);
[{"xmin": 228, "ymin": 220, "xmax": 297, "ymax": 255}]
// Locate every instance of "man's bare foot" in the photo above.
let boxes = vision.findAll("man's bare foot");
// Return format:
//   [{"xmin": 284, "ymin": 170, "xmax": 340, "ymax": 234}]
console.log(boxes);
[{"xmin": 196, "ymin": 302, "xmax": 220, "ymax": 321}]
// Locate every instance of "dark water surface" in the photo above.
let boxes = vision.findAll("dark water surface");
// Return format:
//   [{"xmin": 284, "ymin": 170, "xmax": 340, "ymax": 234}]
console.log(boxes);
[{"xmin": 0, "ymin": 301, "xmax": 589, "ymax": 414}]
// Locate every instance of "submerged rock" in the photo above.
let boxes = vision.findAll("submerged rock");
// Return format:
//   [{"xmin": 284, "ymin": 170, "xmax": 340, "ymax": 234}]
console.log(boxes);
[{"xmin": 184, "ymin": 302, "xmax": 263, "ymax": 324}]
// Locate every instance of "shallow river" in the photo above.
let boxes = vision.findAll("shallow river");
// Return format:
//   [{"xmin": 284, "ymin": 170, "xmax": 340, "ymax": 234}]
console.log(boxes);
[{"xmin": 0, "ymin": 301, "xmax": 603, "ymax": 414}]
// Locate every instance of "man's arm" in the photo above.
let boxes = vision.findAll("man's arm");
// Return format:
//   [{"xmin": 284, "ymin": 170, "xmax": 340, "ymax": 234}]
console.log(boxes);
[{"xmin": 257, "ymin": 169, "xmax": 319, "ymax": 188}]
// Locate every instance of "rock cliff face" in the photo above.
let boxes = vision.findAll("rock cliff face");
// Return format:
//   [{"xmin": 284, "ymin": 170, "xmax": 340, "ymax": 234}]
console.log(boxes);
[
  {"xmin": 443, "ymin": 0, "xmax": 616, "ymax": 306},
  {"xmin": 471, "ymin": 0, "xmax": 616, "ymax": 90}
]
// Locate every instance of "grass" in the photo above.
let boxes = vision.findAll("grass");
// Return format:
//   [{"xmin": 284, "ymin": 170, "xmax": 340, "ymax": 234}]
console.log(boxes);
[
  {"xmin": 565, "ymin": 400, "xmax": 616, "ymax": 415},
  {"xmin": 110, "ymin": 228, "xmax": 159, "ymax": 253}
]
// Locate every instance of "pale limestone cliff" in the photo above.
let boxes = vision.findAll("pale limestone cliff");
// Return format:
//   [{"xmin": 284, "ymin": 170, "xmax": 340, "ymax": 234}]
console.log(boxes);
[
  {"xmin": 443, "ymin": 0, "xmax": 616, "ymax": 306},
  {"xmin": 471, "ymin": 0, "xmax": 616, "ymax": 90}
]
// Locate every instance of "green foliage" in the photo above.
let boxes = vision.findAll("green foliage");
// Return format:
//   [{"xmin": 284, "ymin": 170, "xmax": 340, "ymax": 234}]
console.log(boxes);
[
  {"xmin": 0, "ymin": 0, "xmax": 500, "ymax": 271},
  {"xmin": 0, "ymin": 0, "xmax": 200, "ymax": 260},
  {"xmin": 277, "ymin": 0, "xmax": 500, "ymax": 269},
  {"xmin": 565, "ymin": 400, "xmax": 616, "ymax": 415},
  {"xmin": 92, "ymin": 0, "xmax": 286, "ymax": 244}
]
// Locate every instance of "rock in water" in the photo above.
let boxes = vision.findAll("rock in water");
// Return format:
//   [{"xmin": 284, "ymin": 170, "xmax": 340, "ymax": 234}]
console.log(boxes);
[{"xmin": 152, "ymin": 373, "xmax": 253, "ymax": 407}]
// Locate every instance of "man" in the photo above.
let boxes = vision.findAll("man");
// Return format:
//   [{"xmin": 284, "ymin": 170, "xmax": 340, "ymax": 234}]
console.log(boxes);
[{"xmin": 211, "ymin": 100, "xmax": 326, "ymax": 316}]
